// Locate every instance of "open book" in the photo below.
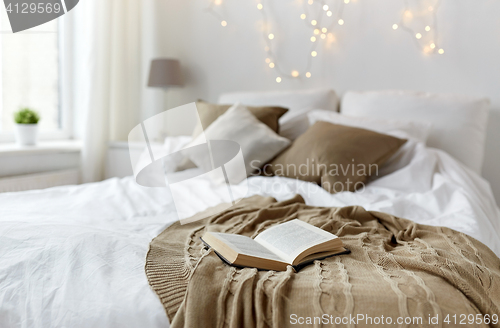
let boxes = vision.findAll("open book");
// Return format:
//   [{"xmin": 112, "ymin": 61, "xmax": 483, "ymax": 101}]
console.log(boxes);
[{"xmin": 201, "ymin": 219, "xmax": 349, "ymax": 271}]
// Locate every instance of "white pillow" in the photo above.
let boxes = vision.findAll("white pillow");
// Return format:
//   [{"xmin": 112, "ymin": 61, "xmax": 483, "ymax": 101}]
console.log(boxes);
[
  {"xmin": 307, "ymin": 110, "xmax": 433, "ymax": 143},
  {"xmin": 187, "ymin": 103, "xmax": 290, "ymax": 184},
  {"xmin": 278, "ymin": 106, "xmax": 314, "ymax": 140},
  {"xmin": 341, "ymin": 90, "xmax": 490, "ymax": 173},
  {"xmin": 218, "ymin": 88, "xmax": 339, "ymax": 140}
]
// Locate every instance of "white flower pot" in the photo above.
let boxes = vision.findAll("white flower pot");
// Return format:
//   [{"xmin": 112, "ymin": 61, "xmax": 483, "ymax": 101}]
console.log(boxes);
[{"xmin": 14, "ymin": 124, "xmax": 39, "ymax": 146}]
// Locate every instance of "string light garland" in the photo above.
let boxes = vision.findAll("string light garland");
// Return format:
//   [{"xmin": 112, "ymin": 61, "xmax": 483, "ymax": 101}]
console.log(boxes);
[
  {"xmin": 393, "ymin": 0, "xmax": 444, "ymax": 55},
  {"xmin": 205, "ymin": 0, "xmax": 228, "ymax": 27},
  {"xmin": 258, "ymin": 0, "xmax": 348, "ymax": 82},
  {"xmin": 204, "ymin": 0, "xmax": 445, "ymax": 82}
]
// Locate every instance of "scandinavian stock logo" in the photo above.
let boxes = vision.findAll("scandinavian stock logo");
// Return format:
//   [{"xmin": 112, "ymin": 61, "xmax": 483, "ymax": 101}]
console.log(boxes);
[{"xmin": 3, "ymin": 0, "xmax": 79, "ymax": 33}]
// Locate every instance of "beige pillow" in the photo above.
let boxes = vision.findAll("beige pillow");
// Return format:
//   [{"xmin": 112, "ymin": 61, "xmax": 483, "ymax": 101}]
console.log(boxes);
[
  {"xmin": 262, "ymin": 121, "xmax": 406, "ymax": 193},
  {"xmin": 187, "ymin": 103, "xmax": 291, "ymax": 184},
  {"xmin": 176, "ymin": 100, "xmax": 288, "ymax": 171},
  {"xmin": 192, "ymin": 100, "xmax": 288, "ymax": 138},
  {"xmin": 176, "ymin": 101, "xmax": 289, "ymax": 171}
]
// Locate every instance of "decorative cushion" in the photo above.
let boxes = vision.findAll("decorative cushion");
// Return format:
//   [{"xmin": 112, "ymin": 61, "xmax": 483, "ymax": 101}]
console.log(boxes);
[
  {"xmin": 192, "ymin": 100, "xmax": 288, "ymax": 138},
  {"xmin": 187, "ymin": 103, "xmax": 291, "ymax": 184},
  {"xmin": 263, "ymin": 121, "xmax": 407, "ymax": 193}
]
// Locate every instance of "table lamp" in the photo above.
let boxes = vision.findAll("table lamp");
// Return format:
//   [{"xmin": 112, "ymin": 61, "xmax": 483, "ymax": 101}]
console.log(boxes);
[{"xmin": 147, "ymin": 58, "xmax": 183, "ymax": 89}]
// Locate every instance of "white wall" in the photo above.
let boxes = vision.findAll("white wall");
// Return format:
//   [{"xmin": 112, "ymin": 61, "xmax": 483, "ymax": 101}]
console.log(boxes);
[{"xmin": 153, "ymin": 0, "xmax": 500, "ymax": 203}]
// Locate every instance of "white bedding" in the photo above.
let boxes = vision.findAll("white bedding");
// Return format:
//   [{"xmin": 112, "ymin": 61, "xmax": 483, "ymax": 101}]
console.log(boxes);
[{"xmin": 1, "ymin": 138, "xmax": 499, "ymax": 327}]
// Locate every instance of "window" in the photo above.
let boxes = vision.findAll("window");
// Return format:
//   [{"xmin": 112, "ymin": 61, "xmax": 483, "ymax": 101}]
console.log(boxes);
[{"xmin": 0, "ymin": 9, "xmax": 67, "ymax": 142}]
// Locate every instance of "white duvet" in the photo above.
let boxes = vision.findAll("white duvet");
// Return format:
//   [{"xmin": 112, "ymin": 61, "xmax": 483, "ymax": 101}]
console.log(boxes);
[{"xmin": 1, "ymin": 138, "xmax": 499, "ymax": 328}]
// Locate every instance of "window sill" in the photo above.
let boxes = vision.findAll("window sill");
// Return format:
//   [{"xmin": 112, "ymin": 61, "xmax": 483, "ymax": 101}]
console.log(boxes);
[{"xmin": 0, "ymin": 140, "xmax": 82, "ymax": 157}]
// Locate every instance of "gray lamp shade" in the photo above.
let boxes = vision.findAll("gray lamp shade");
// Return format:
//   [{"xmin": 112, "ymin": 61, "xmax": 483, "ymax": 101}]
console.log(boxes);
[{"xmin": 147, "ymin": 58, "xmax": 183, "ymax": 88}]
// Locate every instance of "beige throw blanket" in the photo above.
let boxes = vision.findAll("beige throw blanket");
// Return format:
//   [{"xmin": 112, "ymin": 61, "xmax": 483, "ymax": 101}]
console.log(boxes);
[{"xmin": 146, "ymin": 195, "xmax": 500, "ymax": 327}]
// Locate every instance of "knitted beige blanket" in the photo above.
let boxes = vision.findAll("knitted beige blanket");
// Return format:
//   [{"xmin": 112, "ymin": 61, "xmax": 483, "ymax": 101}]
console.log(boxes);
[{"xmin": 146, "ymin": 195, "xmax": 500, "ymax": 328}]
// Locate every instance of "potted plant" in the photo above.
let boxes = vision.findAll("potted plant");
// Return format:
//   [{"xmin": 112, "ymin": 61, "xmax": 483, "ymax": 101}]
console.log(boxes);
[{"xmin": 14, "ymin": 108, "xmax": 40, "ymax": 146}]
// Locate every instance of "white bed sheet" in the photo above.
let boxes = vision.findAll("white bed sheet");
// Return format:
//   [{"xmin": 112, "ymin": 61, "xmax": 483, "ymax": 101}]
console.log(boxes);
[{"xmin": 1, "ymin": 138, "xmax": 499, "ymax": 328}]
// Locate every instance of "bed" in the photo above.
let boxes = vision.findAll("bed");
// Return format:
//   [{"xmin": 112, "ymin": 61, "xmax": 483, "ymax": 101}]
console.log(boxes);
[{"xmin": 1, "ymin": 89, "xmax": 499, "ymax": 327}]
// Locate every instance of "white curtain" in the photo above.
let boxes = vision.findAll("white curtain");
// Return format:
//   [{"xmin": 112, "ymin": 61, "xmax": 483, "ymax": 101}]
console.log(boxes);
[{"xmin": 61, "ymin": 0, "xmax": 161, "ymax": 183}]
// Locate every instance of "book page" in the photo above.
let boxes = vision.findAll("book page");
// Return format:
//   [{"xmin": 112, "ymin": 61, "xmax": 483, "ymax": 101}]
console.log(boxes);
[
  {"xmin": 211, "ymin": 233, "xmax": 286, "ymax": 262},
  {"xmin": 254, "ymin": 220, "xmax": 336, "ymax": 264}
]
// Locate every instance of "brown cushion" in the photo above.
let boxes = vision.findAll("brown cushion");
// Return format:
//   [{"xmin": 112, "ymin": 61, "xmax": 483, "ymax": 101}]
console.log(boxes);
[
  {"xmin": 262, "ymin": 121, "xmax": 407, "ymax": 194},
  {"xmin": 192, "ymin": 100, "xmax": 288, "ymax": 138}
]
